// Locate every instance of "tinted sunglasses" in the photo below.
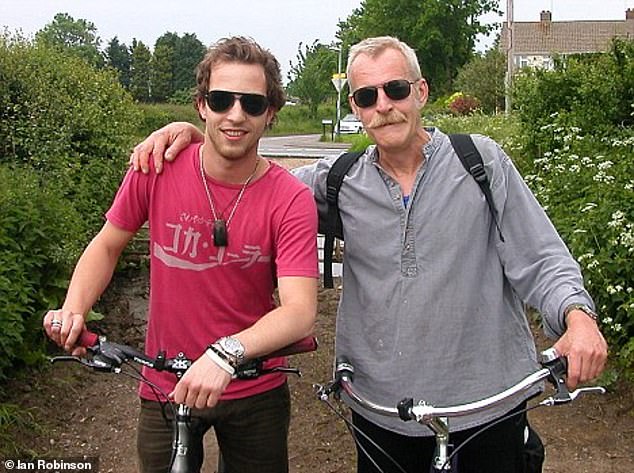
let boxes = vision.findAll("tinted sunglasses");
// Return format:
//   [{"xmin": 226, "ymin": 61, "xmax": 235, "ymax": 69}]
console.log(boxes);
[
  {"xmin": 205, "ymin": 90, "xmax": 269, "ymax": 116},
  {"xmin": 351, "ymin": 79, "xmax": 417, "ymax": 108}
]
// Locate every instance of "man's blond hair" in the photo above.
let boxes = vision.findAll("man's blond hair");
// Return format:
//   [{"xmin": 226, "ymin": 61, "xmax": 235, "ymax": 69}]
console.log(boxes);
[{"xmin": 346, "ymin": 36, "xmax": 422, "ymax": 89}]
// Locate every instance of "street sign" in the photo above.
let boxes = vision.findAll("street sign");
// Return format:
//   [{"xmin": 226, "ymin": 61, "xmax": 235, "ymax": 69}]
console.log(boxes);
[{"xmin": 331, "ymin": 73, "xmax": 347, "ymax": 93}]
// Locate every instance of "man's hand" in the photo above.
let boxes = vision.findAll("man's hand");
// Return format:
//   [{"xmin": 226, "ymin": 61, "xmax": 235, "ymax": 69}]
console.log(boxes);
[
  {"xmin": 43, "ymin": 309, "xmax": 87, "ymax": 356},
  {"xmin": 553, "ymin": 310, "xmax": 608, "ymax": 389},
  {"xmin": 170, "ymin": 353, "xmax": 232, "ymax": 409},
  {"xmin": 129, "ymin": 122, "xmax": 204, "ymax": 174}
]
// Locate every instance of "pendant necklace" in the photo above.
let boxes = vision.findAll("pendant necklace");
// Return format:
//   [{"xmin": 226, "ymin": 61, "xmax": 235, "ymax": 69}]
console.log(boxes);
[{"xmin": 199, "ymin": 147, "xmax": 259, "ymax": 247}]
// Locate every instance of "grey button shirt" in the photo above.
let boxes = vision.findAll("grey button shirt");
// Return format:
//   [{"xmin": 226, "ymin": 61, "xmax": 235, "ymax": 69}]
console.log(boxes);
[{"xmin": 293, "ymin": 128, "xmax": 593, "ymax": 436}]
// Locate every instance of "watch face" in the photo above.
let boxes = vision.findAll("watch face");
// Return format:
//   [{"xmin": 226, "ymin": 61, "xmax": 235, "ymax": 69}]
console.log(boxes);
[{"xmin": 222, "ymin": 337, "xmax": 244, "ymax": 356}]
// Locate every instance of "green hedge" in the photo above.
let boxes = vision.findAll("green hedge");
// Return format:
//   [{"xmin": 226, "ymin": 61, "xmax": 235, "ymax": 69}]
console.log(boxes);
[
  {"xmin": 0, "ymin": 165, "xmax": 82, "ymax": 379},
  {"xmin": 512, "ymin": 40, "xmax": 634, "ymax": 381},
  {"xmin": 0, "ymin": 36, "xmax": 140, "ymax": 238},
  {"xmin": 512, "ymin": 39, "xmax": 634, "ymax": 156},
  {"xmin": 135, "ymin": 102, "xmax": 203, "ymax": 140},
  {"xmin": 0, "ymin": 35, "xmax": 141, "ymax": 383}
]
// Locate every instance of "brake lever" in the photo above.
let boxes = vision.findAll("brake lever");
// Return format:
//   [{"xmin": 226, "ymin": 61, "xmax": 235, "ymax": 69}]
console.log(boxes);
[
  {"xmin": 50, "ymin": 355, "xmax": 83, "ymax": 364},
  {"xmin": 264, "ymin": 366, "xmax": 302, "ymax": 377},
  {"xmin": 540, "ymin": 385, "xmax": 607, "ymax": 406},
  {"xmin": 570, "ymin": 386, "xmax": 607, "ymax": 400},
  {"xmin": 539, "ymin": 348, "xmax": 606, "ymax": 405},
  {"xmin": 314, "ymin": 379, "xmax": 342, "ymax": 401},
  {"xmin": 50, "ymin": 355, "xmax": 119, "ymax": 373}
]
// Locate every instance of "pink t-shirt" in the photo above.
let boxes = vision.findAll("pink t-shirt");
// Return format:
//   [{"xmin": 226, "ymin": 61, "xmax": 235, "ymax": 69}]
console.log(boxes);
[{"xmin": 106, "ymin": 143, "xmax": 319, "ymax": 401}]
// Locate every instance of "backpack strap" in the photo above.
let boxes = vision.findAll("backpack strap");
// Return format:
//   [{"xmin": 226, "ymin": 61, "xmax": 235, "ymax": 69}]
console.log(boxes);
[
  {"xmin": 448, "ymin": 134, "xmax": 505, "ymax": 241},
  {"xmin": 323, "ymin": 151, "xmax": 364, "ymax": 288}
]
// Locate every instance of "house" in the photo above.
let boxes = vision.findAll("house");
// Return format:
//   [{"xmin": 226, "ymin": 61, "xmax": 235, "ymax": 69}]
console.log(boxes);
[{"xmin": 501, "ymin": 9, "xmax": 634, "ymax": 70}]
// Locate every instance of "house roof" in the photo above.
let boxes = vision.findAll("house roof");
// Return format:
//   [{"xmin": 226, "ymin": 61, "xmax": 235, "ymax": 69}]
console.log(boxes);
[{"xmin": 501, "ymin": 11, "xmax": 634, "ymax": 55}]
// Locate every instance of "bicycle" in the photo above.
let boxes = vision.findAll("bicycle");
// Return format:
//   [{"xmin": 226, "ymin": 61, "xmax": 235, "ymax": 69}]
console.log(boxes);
[
  {"xmin": 50, "ymin": 329, "xmax": 317, "ymax": 473},
  {"xmin": 315, "ymin": 348, "xmax": 606, "ymax": 473}
]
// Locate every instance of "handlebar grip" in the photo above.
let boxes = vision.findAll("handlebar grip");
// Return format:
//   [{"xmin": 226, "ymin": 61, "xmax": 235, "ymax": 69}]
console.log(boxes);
[
  {"xmin": 265, "ymin": 336, "xmax": 318, "ymax": 358},
  {"xmin": 541, "ymin": 348, "xmax": 568, "ymax": 375},
  {"xmin": 78, "ymin": 330, "xmax": 99, "ymax": 348}
]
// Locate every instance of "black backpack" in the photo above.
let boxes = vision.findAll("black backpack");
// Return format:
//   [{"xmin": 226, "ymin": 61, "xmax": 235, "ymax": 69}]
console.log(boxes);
[{"xmin": 321, "ymin": 133, "xmax": 504, "ymax": 288}]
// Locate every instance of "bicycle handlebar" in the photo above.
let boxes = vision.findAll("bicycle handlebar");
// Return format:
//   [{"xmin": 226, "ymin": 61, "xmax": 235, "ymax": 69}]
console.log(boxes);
[
  {"xmin": 53, "ymin": 329, "xmax": 318, "ymax": 380},
  {"xmin": 317, "ymin": 348, "xmax": 606, "ymax": 425},
  {"xmin": 51, "ymin": 329, "xmax": 317, "ymax": 473}
]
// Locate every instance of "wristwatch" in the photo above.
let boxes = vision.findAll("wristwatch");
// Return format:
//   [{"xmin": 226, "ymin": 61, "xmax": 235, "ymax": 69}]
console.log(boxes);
[
  {"xmin": 215, "ymin": 336, "xmax": 246, "ymax": 367},
  {"xmin": 564, "ymin": 303, "xmax": 598, "ymax": 323}
]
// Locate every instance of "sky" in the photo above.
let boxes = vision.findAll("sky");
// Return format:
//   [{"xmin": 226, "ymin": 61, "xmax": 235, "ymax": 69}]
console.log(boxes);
[{"xmin": 2, "ymin": 0, "xmax": 634, "ymax": 79}]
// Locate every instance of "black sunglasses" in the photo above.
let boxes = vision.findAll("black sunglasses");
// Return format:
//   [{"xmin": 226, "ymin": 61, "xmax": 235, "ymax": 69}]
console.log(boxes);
[
  {"xmin": 205, "ymin": 90, "xmax": 269, "ymax": 116},
  {"xmin": 351, "ymin": 79, "xmax": 417, "ymax": 108}
]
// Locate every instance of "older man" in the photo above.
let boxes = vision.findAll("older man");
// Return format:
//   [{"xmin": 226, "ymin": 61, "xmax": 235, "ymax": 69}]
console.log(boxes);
[{"xmin": 131, "ymin": 36, "xmax": 606, "ymax": 473}]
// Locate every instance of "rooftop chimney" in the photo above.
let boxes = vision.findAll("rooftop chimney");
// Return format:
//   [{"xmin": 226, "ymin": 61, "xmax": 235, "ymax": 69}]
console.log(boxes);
[{"xmin": 540, "ymin": 10, "xmax": 552, "ymax": 22}]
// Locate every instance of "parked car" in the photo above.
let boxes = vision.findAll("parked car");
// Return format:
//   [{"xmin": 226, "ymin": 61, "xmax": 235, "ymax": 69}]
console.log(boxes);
[{"xmin": 338, "ymin": 113, "xmax": 364, "ymax": 134}]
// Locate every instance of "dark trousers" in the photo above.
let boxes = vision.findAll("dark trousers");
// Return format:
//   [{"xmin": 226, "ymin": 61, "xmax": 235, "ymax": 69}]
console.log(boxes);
[
  {"xmin": 137, "ymin": 383, "xmax": 290, "ymax": 473},
  {"xmin": 353, "ymin": 402, "xmax": 529, "ymax": 473}
]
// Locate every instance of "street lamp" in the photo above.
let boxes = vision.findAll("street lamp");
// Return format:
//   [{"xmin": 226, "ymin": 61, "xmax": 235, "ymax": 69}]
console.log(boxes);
[
  {"xmin": 330, "ymin": 45, "xmax": 346, "ymax": 138},
  {"xmin": 505, "ymin": 0, "xmax": 514, "ymax": 114}
]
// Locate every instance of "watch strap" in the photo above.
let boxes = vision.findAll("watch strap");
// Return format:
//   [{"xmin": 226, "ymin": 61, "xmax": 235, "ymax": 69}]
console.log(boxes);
[{"xmin": 564, "ymin": 303, "xmax": 598, "ymax": 322}]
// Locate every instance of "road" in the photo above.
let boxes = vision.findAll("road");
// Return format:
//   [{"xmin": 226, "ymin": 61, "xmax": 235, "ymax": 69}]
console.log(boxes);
[{"xmin": 258, "ymin": 133, "xmax": 350, "ymax": 159}]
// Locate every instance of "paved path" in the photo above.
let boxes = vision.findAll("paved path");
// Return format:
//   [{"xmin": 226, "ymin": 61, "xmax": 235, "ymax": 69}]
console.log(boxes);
[{"xmin": 259, "ymin": 134, "xmax": 349, "ymax": 159}]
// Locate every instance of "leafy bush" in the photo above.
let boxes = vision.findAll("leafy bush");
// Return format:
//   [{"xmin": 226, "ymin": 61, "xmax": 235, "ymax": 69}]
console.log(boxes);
[
  {"xmin": 454, "ymin": 48, "xmax": 506, "ymax": 114},
  {"xmin": 135, "ymin": 102, "xmax": 203, "ymax": 139},
  {"xmin": 521, "ymin": 125, "xmax": 634, "ymax": 381},
  {"xmin": 511, "ymin": 40, "xmax": 634, "ymax": 380},
  {"xmin": 0, "ymin": 34, "xmax": 141, "ymax": 383},
  {"xmin": 423, "ymin": 95, "xmax": 453, "ymax": 121},
  {"xmin": 0, "ymin": 165, "xmax": 82, "ymax": 381},
  {"xmin": 0, "ymin": 35, "xmax": 141, "ymax": 238},
  {"xmin": 168, "ymin": 87, "xmax": 196, "ymax": 106},
  {"xmin": 446, "ymin": 92, "xmax": 481, "ymax": 116},
  {"xmin": 512, "ymin": 39, "xmax": 634, "ymax": 156}
]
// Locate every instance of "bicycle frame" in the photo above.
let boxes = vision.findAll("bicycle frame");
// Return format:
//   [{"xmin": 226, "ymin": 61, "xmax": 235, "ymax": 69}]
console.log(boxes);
[{"xmin": 316, "ymin": 348, "xmax": 606, "ymax": 472}]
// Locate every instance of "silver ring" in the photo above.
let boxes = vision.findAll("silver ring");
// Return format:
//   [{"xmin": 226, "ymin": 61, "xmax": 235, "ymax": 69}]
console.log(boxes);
[{"xmin": 51, "ymin": 319, "xmax": 63, "ymax": 327}]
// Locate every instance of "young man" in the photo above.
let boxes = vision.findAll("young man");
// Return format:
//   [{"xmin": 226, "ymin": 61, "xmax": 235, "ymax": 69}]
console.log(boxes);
[
  {"xmin": 130, "ymin": 36, "xmax": 606, "ymax": 473},
  {"xmin": 44, "ymin": 37, "xmax": 318, "ymax": 473}
]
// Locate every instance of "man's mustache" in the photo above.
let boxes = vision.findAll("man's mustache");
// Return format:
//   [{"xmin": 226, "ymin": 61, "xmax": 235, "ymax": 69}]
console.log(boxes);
[{"xmin": 366, "ymin": 110, "xmax": 408, "ymax": 129}]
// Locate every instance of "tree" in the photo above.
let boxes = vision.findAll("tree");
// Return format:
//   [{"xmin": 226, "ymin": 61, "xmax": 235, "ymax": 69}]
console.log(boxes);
[
  {"xmin": 173, "ymin": 33, "xmax": 206, "ymax": 94},
  {"xmin": 105, "ymin": 36, "xmax": 131, "ymax": 88},
  {"xmin": 35, "ymin": 12, "xmax": 104, "ymax": 68},
  {"xmin": 152, "ymin": 32, "xmax": 205, "ymax": 101},
  {"xmin": 155, "ymin": 32, "xmax": 180, "ymax": 97},
  {"xmin": 287, "ymin": 41, "xmax": 338, "ymax": 117},
  {"xmin": 151, "ymin": 42, "xmax": 174, "ymax": 102},
  {"xmin": 129, "ymin": 39, "xmax": 152, "ymax": 102},
  {"xmin": 454, "ymin": 47, "xmax": 505, "ymax": 114},
  {"xmin": 337, "ymin": 0, "xmax": 500, "ymax": 96}
]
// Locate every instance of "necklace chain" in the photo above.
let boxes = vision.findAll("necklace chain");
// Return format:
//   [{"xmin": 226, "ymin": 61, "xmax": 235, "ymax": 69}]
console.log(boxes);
[{"xmin": 199, "ymin": 147, "xmax": 259, "ymax": 245}]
